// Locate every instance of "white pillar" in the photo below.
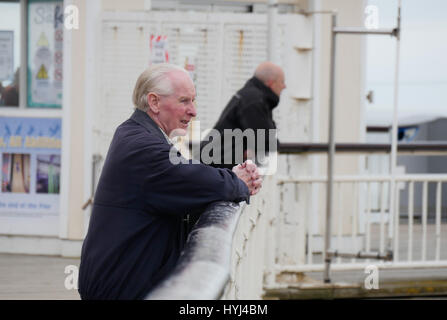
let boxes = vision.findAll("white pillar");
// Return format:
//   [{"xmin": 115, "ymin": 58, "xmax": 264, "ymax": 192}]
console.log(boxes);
[{"xmin": 267, "ymin": 0, "xmax": 279, "ymax": 63}]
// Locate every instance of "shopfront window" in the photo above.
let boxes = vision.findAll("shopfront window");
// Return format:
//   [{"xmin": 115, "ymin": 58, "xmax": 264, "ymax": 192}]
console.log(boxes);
[
  {"xmin": 0, "ymin": 0, "xmax": 63, "ymax": 237},
  {"xmin": 0, "ymin": 0, "xmax": 63, "ymax": 109},
  {"xmin": 0, "ymin": 1, "xmax": 21, "ymax": 107},
  {"xmin": 27, "ymin": 0, "xmax": 63, "ymax": 108}
]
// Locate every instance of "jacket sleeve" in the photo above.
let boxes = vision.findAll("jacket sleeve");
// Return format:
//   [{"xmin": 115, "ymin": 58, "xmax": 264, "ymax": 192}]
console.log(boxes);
[{"xmin": 142, "ymin": 143, "xmax": 250, "ymax": 216}]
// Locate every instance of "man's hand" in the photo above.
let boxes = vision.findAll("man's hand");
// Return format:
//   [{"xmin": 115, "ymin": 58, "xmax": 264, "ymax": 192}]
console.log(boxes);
[{"xmin": 232, "ymin": 160, "xmax": 263, "ymax": 196}]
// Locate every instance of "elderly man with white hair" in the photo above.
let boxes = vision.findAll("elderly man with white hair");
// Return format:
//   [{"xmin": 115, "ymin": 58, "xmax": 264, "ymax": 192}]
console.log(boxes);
[{"xmin": 78, "ymin": 63, "xmax": 262, "ymax": 300}]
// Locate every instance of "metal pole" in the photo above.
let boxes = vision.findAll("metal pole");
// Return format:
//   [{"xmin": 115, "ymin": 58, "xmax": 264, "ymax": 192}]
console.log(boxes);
[
  {"xmin": 388, "ymin": 1, "xmax": 402, "ymax": 251},
  {"xmin": 333, "ymin": 27, "xmax": 395, "ymax": 35},
  {"xmin": 327, "ymin": 250, "xmax": 393, "ymax": 261},
  {"xmin": 324, "ymin": 12, "xmax": 337, "ymax": 284}
]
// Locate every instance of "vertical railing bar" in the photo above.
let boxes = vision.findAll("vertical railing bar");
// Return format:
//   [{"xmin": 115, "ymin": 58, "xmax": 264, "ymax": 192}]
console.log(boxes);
[
  {"xmin": 388, "ymin": 178, "xmax": 395, "ymax": 247},
  {"xmin": 393, "ymin": 180, "xmax": 400, "ymax": 262},
  {"xmin": 380, "ymin": 181, "xmax": 385, "ymax": 254},
  {"xmin": 408, "ymin": 181, "xmax": 414, "ymax": 262},
  {"xmin": 436, "ymin": 181, "xmax": 441, "ymax": 261},
  {"xmin": 336, "ymin": 182, "xmax": 342, "ymax": 264},
  {"xmin": 422, "ymin": 181, "xmax": 428, "ymax": 261},
  {"xmin": 307, "ymin": 182, "xmax": 313, "ymax": 265},
  {"xmin": 351, "ymin": 182, "xmax": 358, "ymax": 263},
  {"xmin": 366, "ymin": 181, "xmax": 371, "ymax": 264}
]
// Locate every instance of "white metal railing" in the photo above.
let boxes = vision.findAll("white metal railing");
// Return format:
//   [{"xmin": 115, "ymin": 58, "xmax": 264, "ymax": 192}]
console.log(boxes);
[
  {"xmin": 276, "ymin": 174, "xmax": 447, "ymax": 272},
  {"xmin": 221, "ymin": 173, "xmax": 447, "ymax": 298},
  {"xmin": 223, "ymin": 175, "xmax": 277, "ymax": 299}
]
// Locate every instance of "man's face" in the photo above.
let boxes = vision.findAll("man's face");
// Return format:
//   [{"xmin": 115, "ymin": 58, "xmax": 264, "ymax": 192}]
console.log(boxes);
[
  {"xmin": 270, "ymin": 70, "xmax": 286, "ymax": 97},
  {"xmin": 156, "ymin": 71, "xmax": 197, "ymax": 137}
]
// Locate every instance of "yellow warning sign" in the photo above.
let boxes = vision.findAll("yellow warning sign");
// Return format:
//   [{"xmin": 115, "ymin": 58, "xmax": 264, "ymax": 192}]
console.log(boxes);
[
  {"xmin": 37, "ymin": 32, "xmax": 49, "ymax": 47},
  {"xmin": 37, "ymin": 64, "xmax": 48, "ymax": 79}
]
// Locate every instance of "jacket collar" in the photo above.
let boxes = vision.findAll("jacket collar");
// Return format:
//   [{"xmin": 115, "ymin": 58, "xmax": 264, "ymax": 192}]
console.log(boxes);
[
  {"xmin": 247, "ymin": 76, "xmax": 280, "ymax": 110},
  {"xmin": 130, "ymin": 108, "xmax": 169, "ymax": 143}
]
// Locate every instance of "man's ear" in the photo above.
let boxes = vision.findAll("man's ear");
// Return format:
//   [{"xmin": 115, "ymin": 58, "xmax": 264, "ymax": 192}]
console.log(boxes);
[{"xmin": 147, "ymin": 93, "xmax": 160, "ymax": 114}]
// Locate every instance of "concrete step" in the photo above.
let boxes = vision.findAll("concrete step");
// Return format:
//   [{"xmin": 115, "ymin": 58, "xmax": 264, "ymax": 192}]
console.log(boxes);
[{"xmin": 263, "ymin": 269, "xmax": 447, "ymax": 299}]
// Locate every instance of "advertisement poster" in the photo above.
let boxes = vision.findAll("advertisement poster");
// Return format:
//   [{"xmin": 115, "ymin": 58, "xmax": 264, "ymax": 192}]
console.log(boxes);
[
  {"xmin": 149, "ymin": 34, "xmax": 169, "ymax": 64},
  {"xmin": 0, "ymin": 117, "xmax": 61, "ymax": 236},
  {"xmin": 27, "ymin": 0, "xmax": 63, "ymax": 108},
  {"xmin": 0, "ymin": 30, "xmax": 14, "ymax": 82}
]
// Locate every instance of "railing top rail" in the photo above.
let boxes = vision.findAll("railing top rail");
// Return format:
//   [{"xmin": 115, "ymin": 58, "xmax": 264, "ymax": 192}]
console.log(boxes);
[
  {"xmin": 278, "ymin": 142, "xmax": 447, "ymax": 155},
  {"xmin": 188, "ymin": 142, "xmax": 447, "ymax": 155},
  {"xmin": 278, "ymin": 174, "xmax": 447, "ymax": 184},
  {"xmin": 145, "ymin": 201, "xmax": 245, "ymax": 300}
]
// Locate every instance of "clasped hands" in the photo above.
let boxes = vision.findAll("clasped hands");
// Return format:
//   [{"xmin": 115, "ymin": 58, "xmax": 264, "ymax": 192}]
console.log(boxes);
[{"xmin": 232, "ymin": 160, "xmax": 263, "ymax": 196}]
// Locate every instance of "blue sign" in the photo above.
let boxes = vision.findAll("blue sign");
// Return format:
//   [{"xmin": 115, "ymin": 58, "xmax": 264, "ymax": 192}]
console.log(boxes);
[{"xmin": 0, "ymin": 117, "xmax": 61, "ymax": 236}]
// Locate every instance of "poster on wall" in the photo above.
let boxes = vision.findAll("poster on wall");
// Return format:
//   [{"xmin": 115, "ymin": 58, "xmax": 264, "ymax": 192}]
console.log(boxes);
[
  {"xmin": 0, "ymin": 31, "xmax": 14, "ymax": 82},
  {"xmin": 27, "ymin": 0, "xmax": 63, "ymax": 108},
  {"xmin": 0, "ymin": 117, "xmax": 61, "ymax": 236},
  {"xmin": 149, "ymin": 35, "xmax": 169, "ymax": 65}
]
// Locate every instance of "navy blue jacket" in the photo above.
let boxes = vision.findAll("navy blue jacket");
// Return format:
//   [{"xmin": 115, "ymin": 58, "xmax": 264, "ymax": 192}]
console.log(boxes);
[{"xmin": 78, "ymin": 109, "xmax": 250, "ymax": 300}]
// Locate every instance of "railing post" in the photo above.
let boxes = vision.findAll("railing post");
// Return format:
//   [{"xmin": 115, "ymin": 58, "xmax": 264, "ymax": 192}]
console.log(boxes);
[
  {"xmin": 264, "ymin": 175, "xmax": 279, "ymax": 288},
  {"xmin": 323, "ymin": 12, "xmax": 337, "ymax": 284}
]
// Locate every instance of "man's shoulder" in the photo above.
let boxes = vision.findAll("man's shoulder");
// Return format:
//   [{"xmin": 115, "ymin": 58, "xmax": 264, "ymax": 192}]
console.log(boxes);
[
  {"xmin": 115, "ymin": 118, "xmax": 145, "ymax": 137},
  {"xmin": 239, "ymin": 84, "xmax": 263, "ymax": 100},
  {"xmin": 113, "ymin": 118, "xmax": 166, "ymax": 148},
  {"xmin": 237, "ymin": 86, "xmax": 267, "ymax": 111}
]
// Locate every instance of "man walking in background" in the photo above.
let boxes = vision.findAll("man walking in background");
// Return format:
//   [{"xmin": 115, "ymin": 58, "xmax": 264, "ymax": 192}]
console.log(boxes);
[{"xmin": 200, "ymin": 61, "xmax": 286, "ymax": 170}]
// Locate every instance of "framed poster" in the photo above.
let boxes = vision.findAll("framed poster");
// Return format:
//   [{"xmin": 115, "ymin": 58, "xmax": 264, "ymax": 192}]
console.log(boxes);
[
  {"xmin": 27, "ymin": 0, "xmax": 63, "ymax": 108},
  {"xmin": 0, "ymin": 117, "xmax": 61, "ymax": 236},
  {"xmin": 0, "ymin": 30, "xmax": 14, "ymax": 82},
  {"xmin": 149, "ymin": 35, "xmax": 169, "ymax": 65}
]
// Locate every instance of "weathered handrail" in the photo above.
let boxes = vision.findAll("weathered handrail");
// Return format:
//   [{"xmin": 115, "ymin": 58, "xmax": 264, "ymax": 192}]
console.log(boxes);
[
  {"xmin": 278, "ymin": 142, "xmax": 447, "ymax": 154},
  {"xmin": 145, "ymin": 201, "xmax": 245, "ymax": 300},
  {"xmin": 188, "ymin": 141, "xmax": 447, "ymax": 155}
]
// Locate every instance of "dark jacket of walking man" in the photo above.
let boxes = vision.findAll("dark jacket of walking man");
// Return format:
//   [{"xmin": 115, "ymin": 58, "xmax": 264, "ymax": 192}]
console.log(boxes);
[{"xmin": 200, "ymin": 61, "xmax": 286, "ymax": 170}]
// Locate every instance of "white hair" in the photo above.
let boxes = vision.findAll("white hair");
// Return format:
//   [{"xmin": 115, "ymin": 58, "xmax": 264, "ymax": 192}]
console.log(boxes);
[{"xmin": 132, "ymin": 63, "xmax": 189, "ymax": 112}]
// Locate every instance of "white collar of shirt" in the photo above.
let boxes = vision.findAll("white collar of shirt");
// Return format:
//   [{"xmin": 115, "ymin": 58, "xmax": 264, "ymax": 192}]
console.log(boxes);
[{"xmin": 159, "ymin": 127, "xmax": 173, "ymax": 145}]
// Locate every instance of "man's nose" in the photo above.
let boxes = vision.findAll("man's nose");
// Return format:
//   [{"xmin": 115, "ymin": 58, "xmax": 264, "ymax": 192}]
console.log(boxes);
[{"xmin": 188, "ymin": 102, "xmax": 197, "ymax": 117}]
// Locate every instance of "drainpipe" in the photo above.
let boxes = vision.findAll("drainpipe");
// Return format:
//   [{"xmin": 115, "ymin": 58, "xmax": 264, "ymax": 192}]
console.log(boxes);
[{"xmin": 388, "ymin": 0, "xmax": 402, "ymax": 252}]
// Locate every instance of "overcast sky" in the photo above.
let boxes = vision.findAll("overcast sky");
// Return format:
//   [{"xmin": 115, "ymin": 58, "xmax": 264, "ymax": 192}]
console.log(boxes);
[{"xmin": 366, "ymin": 0, "xmax": 447, "ymax": 120}]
